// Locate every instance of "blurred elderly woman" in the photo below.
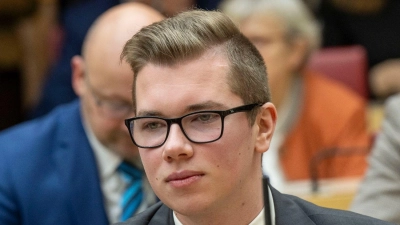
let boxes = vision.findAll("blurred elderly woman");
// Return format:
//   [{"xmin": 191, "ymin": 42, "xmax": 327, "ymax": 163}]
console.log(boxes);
[{"xmin": 220, "ymin": 0, "xmax": 370, "ymax": 188}]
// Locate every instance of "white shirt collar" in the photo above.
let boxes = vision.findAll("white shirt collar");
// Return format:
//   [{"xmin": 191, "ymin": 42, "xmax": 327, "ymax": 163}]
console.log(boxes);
[{"xmin": 173, "ymin": 186, "xmax": 276, "ymax": 225}]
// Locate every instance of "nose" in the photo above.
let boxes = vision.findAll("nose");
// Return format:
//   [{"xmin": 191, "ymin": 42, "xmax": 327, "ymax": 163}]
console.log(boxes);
[{"xmin": 162, "ymin": 124, "xmax": 194, "ymax": 162}]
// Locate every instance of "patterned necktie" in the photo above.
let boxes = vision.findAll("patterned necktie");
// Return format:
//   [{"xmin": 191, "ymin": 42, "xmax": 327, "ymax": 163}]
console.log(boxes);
[{"xmin": 118, "ymin": 161, "xmax": 144, "ymax": 221}]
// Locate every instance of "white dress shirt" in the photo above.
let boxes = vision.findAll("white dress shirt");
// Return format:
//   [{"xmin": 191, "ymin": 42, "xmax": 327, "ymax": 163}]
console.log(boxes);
[{"xmin": 83, "ymin": 120, "xmax": 156, "ymax": 223}]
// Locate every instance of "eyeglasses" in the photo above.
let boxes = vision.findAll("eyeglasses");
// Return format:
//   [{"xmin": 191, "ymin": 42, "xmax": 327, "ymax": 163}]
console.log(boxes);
[
  {"xmin": 125, "ymin": 103, "xmax": 262, "ymax": 148},
  {"xmin": 85, "ymin": 77, "xmax": 133, "ymax": 119}
]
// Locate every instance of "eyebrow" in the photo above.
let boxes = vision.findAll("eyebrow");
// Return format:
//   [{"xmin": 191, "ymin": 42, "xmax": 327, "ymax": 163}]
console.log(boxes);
[{"xmin": 136, "ymin": 101, "xmax": 227, "ymax": 117}]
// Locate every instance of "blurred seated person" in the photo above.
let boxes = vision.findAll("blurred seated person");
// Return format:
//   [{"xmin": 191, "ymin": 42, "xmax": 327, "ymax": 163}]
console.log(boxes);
[
  {"xmin": 220, "ymin": 0, "xmax": 370, "ymax": 188},
  {"xmin": 0, "ymin": 3, "xmax": 164, "ymax": 224},
  {"xmin": 29, "ymin": 0, "xmax": 221, "ymax": 119},
  {"xmin": 350, "ymin": 93, "xmax": 400, "ymax": 224}
]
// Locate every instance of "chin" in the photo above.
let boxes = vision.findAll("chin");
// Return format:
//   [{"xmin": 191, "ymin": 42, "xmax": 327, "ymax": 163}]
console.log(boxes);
[
  {"xmin": 173, "ymin": 203, "xmax": 210, "ymax": 218},
  {"xmin": 106, "ymin": 142, "xmax": 138, "ymax": 159},
  {"xmin": 165, "ymin": 194, "xmax": 213, "ymax": 216}
]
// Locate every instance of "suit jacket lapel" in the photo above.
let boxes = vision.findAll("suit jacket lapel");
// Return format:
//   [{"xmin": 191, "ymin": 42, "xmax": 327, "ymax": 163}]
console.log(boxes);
[
  {"xmin": 53, "ymin": 101, "xmax": 109, "ymax": 224},
  {"xmin": 270, "ymin": 186, "xmax": 316, "ymax": 225},
  {"xmin": 149, "ymin": 203, "xmax": 175, "ymax": 225}
]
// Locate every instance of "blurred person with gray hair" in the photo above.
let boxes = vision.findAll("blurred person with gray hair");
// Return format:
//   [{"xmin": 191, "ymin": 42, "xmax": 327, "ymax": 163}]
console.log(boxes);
[{"xmin": 220, "ymin": 0, "xmax": 370, "ymax": 188}]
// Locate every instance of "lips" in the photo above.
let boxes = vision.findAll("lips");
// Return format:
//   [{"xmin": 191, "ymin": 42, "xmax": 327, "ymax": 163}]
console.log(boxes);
[{"xmin": 165, "ymin": 170, "xmax": 204, "ymax": 183}]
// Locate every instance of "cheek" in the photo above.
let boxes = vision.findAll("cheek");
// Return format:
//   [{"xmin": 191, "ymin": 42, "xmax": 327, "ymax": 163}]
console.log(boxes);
[
  {"xmin": 140, "ymin": 150, "xmax": 161, "ymax": 181},
  {"xmin": 259, "ymin": 43, "xmax": 291, "ymax": 68},
  {"xmin": 140, "ymin": 150, "xmax": 169, "ymax": 199},
  {"xmin": 89, "ymin": 116, "xmax": 128, "ymax": 150},
  {"xmin": 212, "ymin": 126, "xmax": 254, "ymax": 169},
  {"xmin": 91, "ymin": 118, "xmax": 119, "ymax": 137},
  {"xmin": 259, "ymin": 50, "xmax": 282, "ymax": 80}
]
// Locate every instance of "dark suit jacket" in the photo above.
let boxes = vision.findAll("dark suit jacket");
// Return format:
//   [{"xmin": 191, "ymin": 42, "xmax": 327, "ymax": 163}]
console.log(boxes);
[
  {"xmin": 116, "ymin": 186, "xmax": 395, "ymax": 225},
  {"xmin": 0, "ymin": 100, "xmax": 109, "ymax": 225}
]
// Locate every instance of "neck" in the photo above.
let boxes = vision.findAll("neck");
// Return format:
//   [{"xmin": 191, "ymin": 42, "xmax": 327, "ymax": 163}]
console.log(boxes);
[{"xmin": 175, "ymin": 173, "xmax": 264, "ymax": 225}]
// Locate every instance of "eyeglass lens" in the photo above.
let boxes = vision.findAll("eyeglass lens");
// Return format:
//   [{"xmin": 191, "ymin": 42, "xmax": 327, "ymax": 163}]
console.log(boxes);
[{"xmin": 131, "ymin": 112, "xmax": 223, "ymax": 148}]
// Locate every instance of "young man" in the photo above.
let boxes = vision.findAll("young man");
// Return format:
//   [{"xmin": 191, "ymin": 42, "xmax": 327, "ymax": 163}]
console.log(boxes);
[
  {"xmin": 0, "ymin": 3, "xmax": 163, "ymax": 224},
  {"xmin": 117, "ymin": 10, "xmax": 394, "ymax": 225}
]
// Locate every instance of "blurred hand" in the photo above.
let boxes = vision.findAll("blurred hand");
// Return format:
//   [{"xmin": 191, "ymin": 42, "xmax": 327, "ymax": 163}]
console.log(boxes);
[{"xmin": 370, "ymin": 58, "xmax": 400, "ymax": 98}]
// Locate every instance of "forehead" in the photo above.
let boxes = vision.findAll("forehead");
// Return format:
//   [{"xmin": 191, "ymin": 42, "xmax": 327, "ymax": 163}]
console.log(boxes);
[
  {"xmin": 88, "ymin": 59, "xmax": 132, "ymax": 87},
  {"xmin": 135, "ymin": 49, "xmax": 243, "ymax": 115},
  {"xmin": 240, "ymin": 14, "xmax": 286, "ymax": 38}
]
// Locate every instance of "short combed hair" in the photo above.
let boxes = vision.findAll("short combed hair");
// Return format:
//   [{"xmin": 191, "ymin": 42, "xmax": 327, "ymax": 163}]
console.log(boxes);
[{"xmin": 121, "ymin": 10, "xmax": 271, "ymax": 123}]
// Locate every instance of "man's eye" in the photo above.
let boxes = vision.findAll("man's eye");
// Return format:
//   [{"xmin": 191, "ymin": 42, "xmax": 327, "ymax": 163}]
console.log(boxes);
[
  {"xmin": 193, "ymin": 113, "xmax": 219, "ymax": 123},
  {"xmin": 198, "ymin": 114, "xmax": 212, "ymax": 121},
  {"xmin": 108, "ymin": 101, "xmax": 130, "ymax": 110},
  {"xmin": 145, "ymin": 122, "xmax": 164, "ymax": 130}
]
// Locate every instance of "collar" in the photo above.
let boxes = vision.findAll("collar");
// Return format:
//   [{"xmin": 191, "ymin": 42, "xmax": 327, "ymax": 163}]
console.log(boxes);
[
  {"xmin": 82, "ymin": 118, "xmax": 121, "ymax": 179},
  {"xmin": 172, "ymin": 186, "xmax": 276, "ymax": 225}
]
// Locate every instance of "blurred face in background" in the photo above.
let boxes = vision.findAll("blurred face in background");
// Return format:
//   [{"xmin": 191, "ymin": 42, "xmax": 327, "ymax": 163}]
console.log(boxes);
[
  {"xmin": 239, "ymin": 13, "xmax": 306, "ymax": 109},
  {"xmin": 71, "ymin": 3, "xmax": 165, "ymax": 161},
  {"xmin": 72, "ymin": 53, "xmax": 137, "ymax": 160}
]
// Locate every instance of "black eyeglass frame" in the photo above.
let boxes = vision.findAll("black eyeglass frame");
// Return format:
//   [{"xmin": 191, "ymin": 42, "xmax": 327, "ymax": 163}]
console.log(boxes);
[{"xmin": 124, "ymin": 103, "xmax": 263, "ymax": 148}]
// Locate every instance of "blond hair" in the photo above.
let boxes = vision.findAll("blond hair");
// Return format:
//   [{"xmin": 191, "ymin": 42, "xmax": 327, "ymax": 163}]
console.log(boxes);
[{"xmin": 121, "ymin": 10, "xmax": 271, "ymax": 123}]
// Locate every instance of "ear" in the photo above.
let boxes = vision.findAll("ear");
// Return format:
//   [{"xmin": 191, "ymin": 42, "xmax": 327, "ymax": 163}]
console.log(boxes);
[
  {"xmin": 71, "ymin": 55, "xmax": 86, "ymax": 97},
  {"xmin": 254, "ymin": 102, "xmax": 277, "ymax": 153},
  {"xmin": 288, "ymin": 37, "xmax": 308, "ymax": 71}
]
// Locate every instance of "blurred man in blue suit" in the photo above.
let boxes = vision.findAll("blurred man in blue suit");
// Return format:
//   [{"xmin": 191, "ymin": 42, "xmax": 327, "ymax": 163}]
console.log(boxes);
[{"xmin": 0, "ymin": 2, "xmax": 164, "ymax": 225}]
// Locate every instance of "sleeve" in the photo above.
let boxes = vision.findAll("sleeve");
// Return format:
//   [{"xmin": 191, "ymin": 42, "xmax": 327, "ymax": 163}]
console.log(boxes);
[
  {"xmin": 0, "ymin": 145, "xmax": 20, "ymax": 225},
  {"xmin": 350, "ymin": 94, "xmax": 400, "ymax": 224}
]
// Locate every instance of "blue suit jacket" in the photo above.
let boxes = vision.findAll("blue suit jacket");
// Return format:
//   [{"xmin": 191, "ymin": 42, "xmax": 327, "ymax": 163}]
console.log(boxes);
[{"xmin": 0, "ymin": 100, "xmax": 109, "ymax": 225}]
